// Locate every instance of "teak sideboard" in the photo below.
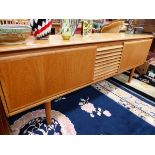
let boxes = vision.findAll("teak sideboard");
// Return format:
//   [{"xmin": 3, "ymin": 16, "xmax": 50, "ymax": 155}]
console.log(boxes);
[{"xmin": 0, "ymin": 33, "xmax": 153, "ymax": 125}]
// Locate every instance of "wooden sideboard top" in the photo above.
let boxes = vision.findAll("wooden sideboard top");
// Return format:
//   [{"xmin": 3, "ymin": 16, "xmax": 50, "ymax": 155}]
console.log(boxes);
[{"xmin": 0, "ymin": 33, "xmax": 153, "ymax": 53}]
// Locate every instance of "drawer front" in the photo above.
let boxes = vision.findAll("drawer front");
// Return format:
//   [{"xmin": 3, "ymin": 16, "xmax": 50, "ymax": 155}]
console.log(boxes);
[
  {"xmin": 0, "ymin": 46, "xmax": 96, "ymax": 114},
  {"xmin": 93, "ymin": 45, "xmax": 123, "ymax": 81}
]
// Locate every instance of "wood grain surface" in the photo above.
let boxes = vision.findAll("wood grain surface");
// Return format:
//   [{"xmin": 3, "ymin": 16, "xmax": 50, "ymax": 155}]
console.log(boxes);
[
  {"xmin": 0, "ymin": 33, "xmax": 153, "ymax": 53},
  {"xmin": 0, "ymin": 46, "xmax": 96, "ymax": 114}
]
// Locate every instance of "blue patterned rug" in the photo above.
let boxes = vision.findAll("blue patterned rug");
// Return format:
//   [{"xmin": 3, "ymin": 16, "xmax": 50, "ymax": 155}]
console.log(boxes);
[{"xmin": 9, "ymin": 79, "xmax": 155, "ymax": 135}]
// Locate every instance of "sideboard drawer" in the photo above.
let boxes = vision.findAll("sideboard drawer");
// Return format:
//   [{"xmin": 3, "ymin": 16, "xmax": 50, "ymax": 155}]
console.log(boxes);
[{"xmin": 0, "ymin": 46, "xmax": 96, "ymax": 114}]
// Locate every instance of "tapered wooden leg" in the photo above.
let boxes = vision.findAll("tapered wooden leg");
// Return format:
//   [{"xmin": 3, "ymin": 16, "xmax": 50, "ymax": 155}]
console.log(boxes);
[
  {"xmin": 128, "ymin": 68, "xmax": 135, "ymax": 83},
  {"xmin": 44, "ymin": 102, "xmax": 52, "ymax": 125}
]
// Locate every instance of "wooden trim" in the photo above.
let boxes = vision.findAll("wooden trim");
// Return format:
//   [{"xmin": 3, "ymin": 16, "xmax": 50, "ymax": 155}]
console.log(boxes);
[
  {"xmin": 0, "ymin": 82, "xmax": 9, "ymax": 117},
  {"xmin": 96, "ymin": 52, "xmax": 122, "ymax": 60},
  {"xmin": 94, "ymin": 61, "xmax": 120, "ymax": 71},
  {"xmin": 94, "ymin": 67, "xmax": 118, "ymax": 77},
  {"xmin": 95, "ymin": 58, "xmax": 121, "ymax": 67},
  {"xmin": 96, "ymin": 48, "xmax": 123, "ymax": 56},
  {"xmin": 94, "ymin": 65, "xmax": 119, "ymax": 74},
  {"xmin": 95, "ymin": 55, "xmax": 122, "ymax": 63},
  {"xmin": 97, "ymin": 45, "xmax": 123, "ymax": 51},
  {"xmin": 93, "ymin": 71, "xmax": 118, "ymax": 82}
]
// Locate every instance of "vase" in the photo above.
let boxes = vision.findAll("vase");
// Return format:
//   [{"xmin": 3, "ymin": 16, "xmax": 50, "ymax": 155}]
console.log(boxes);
[{"xmin": 61, "ymin": 31, "xmax": 72, "ymax": 40}]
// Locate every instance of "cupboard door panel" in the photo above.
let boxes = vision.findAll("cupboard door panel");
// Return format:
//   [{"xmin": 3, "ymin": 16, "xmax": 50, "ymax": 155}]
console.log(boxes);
[
  {"xmin": 0, "ymin": 46, "xmax": 96, "ymax": 114},
  {"xmin": 119, "ymin": 39, "xmax": 152, "ymax": 72}
]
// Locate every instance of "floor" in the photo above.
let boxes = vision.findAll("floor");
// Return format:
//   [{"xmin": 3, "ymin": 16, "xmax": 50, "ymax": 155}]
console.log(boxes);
[{"xmin": 113, "ymin": 73, "xmax": 155, "ymax": 98}]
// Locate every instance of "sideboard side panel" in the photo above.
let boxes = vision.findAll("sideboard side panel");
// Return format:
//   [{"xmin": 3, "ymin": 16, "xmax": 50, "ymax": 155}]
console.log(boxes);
[{"xmin": 0, "ymin": 99, "xmax": 11, "ymax": 135}]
